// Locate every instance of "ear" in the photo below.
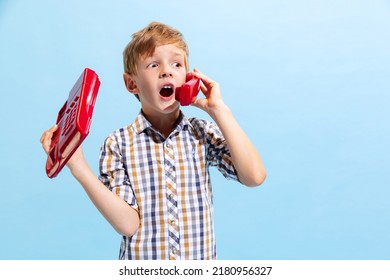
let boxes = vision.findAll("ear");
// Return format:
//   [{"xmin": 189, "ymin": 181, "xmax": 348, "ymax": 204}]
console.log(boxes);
[{"xmin": 123, "ymin": 73, "xmax": 139, "ymax": 94}]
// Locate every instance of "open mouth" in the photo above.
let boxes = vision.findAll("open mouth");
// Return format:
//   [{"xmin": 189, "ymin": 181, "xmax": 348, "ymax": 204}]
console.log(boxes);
[{"xmin": 159, "ymin": 84, "xmax": 174, "ymax": 98}]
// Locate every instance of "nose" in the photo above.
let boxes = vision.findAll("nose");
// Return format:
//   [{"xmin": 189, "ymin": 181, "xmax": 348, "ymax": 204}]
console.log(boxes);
[{"xmin": 159, "ymin": 64, "xmax": 173, "ymax": 78}]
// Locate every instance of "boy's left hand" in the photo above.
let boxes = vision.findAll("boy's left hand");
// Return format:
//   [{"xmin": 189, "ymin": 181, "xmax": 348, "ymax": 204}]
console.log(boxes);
[{"xmin": 190, "ymin": 69, "xmax": 226, "ymax": 114}]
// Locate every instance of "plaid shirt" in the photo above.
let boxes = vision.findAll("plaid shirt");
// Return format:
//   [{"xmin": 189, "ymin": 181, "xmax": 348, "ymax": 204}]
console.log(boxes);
[{"xmin": 99, "ymin": 111, "xmax": 238, "ymax": 260}]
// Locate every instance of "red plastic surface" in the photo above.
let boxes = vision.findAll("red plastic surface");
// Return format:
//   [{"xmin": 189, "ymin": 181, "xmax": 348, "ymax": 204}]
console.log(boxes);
[
  {"xmin": 175, "ymin": 74, "xmax": 200, "ymax": 106},
  {"xmin": 46, "ymin": 68, "xmax": 100, "ymax": 178}
]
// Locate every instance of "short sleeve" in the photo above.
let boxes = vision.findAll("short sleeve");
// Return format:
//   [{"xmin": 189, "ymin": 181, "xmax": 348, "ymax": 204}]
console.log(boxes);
[
  {"xmin": 98, "ymin": 135, "xmax": 138, "ymax": 210},
  {"xmin": 205, "ymin": 122, "xmax": 239, "ymax": 181}
]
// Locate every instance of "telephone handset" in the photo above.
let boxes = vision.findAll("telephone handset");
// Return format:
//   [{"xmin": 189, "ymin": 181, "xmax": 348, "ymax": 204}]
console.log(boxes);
[
  {"xmin": 175, "ymin": 73, "xmax": 200, "ymax": 106},
  {"xmin": 45, "ymin": 68, "xmax": 101, "ymax": 178}
]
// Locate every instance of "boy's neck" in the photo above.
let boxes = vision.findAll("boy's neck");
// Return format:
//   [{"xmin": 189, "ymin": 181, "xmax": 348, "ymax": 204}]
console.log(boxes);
[{"xmin": 142, "ymin": 109, "xmax": 182, "ymax": 139}]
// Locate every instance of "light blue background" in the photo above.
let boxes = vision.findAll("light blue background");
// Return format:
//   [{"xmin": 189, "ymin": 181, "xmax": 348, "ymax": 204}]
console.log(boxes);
[{"xmin": 0, "ymin": 0, "xmax": 389, "ymax": 260}]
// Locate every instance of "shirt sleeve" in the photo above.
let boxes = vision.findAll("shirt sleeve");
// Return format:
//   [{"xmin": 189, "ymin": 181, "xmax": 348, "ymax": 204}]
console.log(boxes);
[
  {"xmin": 98, "ymin": 135, "xmax": 138, "ymax": 210},
  {"xmin": 205, "ymin": 121, "xmax": 239, "ymax": 182}
]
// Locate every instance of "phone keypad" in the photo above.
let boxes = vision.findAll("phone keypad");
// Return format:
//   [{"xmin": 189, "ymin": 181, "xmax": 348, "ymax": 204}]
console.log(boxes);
[{"xmin": 61, "ymin": 96, "xmax": 79, "ymax": 137}]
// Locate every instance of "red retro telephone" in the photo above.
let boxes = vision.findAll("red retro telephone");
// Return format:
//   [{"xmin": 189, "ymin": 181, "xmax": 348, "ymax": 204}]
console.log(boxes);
[
  {"xmin": 45, "ymin": 68, "xmax": 101, "ymax": 178},
  {"xmin": 175, "ymin": 73, "xmax": 200, "ymax": 106}
]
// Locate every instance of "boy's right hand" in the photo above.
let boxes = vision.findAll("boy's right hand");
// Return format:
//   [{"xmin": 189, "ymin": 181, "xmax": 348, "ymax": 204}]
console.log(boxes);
[
  {"xmin": 40, "ymin": 124, "xmax": 58, "ymax": 155},
  {"xmin": 40, "ymin": 124, "xmax": 85, "ymax": 170}
]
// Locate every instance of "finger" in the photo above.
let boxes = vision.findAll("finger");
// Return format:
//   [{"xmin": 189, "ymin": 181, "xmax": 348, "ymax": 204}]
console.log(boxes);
[
  {"xmin": 48, "ymin": 124, "xmax": 58, "ymax": 133},
  {"xmin": 39, "ymin": 133, "xmax": 45, "ymax": 143},
  {"xmin": 42, "ymin": 131, "xmax": 52, "ymax": 146},
  {"xmin": 40, "ymin": 130, "xmax": 50, "ymax": 144},
  {"xmin": 41, "ymin": 137, "xmax": 51, "ymax": 154},
  {"xmin": 40, "ymin": 124, "xmax": 57, "ymax": 143},
  {"xmin": 199, "ymin": 81, "xmax": 208, "ymax": 96},
  {"xmin": 191, "ymin": 69, "xmax": 216, "ymax": 89},
  {"xmin": 191, "ymin": 97, "xmax": 207, "ymax": 110},
  {"xmin": 40, "ymin": 124, "xmax": 58, "ymax": 153}
]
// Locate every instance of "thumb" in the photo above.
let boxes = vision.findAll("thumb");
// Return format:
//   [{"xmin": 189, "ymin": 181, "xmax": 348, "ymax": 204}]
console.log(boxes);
[{"xmin": 191, "ymin": 98, "xmax": 208, "ymax": 111}]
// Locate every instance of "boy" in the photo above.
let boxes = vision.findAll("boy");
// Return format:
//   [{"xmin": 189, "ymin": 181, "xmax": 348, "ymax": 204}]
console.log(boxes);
[{"xmin": 40, "ymin": 22, "xmax": 266, "ymax": 260}]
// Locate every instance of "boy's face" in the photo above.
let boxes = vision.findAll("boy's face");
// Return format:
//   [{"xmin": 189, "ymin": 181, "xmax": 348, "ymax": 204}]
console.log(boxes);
[{"xmin": 124, "ymin": 44, "xmax": 187, "ymax": 118}]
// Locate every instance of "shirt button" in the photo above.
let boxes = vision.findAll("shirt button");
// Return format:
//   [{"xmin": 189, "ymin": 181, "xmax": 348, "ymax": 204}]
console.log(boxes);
[
  {"xmin": 170, "ymin": 219, "xmax": 176, "ymax": 226},
  {"xmin": 172, "ymin": 248, "xmax": 178, "ymax": 255},
  {"xmin": 166, "ymin": 143, "xmax": 172, "ymax": 149},
  {"xmin": 168, "ymin": 193, "xmax": 174, "ymax": 199}
]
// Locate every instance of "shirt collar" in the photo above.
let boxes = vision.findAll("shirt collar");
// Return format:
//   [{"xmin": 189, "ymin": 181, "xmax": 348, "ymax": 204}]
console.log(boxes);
[
  {"xmin": 132, "ymin": 110, "xmax": 193, "ymax": 136},
  {"xmin": 132, "ymin": 111, "xmax": 153, "ymax": 135}
]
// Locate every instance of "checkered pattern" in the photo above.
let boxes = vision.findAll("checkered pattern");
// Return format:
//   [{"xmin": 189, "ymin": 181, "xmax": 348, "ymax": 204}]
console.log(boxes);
[{"xmin": 99, "ymin": 111, "xmax": 238, "ymax": 260}]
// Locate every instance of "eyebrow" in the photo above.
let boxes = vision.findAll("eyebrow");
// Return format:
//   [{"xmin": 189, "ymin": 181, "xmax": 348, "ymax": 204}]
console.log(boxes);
[
  {"xmin": 143, "ymin": 52, "xmax": 184, "ymax": 64},
  {"xmin": 150, "ymin": 49, "xmax": 184, "ymax": 58},
  {"xmin": 171, "ymin": 52, "xmax": 184, "ymax": 58}
]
